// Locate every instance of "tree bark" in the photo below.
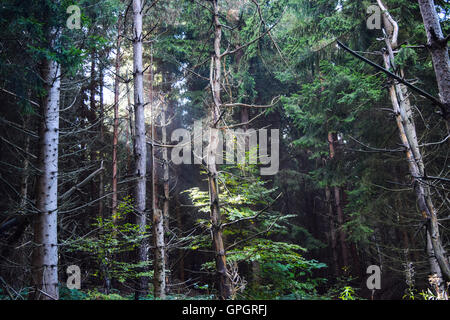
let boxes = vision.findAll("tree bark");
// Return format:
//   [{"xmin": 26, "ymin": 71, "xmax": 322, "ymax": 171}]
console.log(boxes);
[
  {"xmin": 112, "ymin": 15, "xmax": 122, "ymax": 221},
  {"xmin": 89, "ymin": 49, "xmax": 99, "ymax": 218},
  {"xmin": 132, "ymin": 0, "xmax": 148, "ymax": 299},
  {"xmin": 418, "ymin": 0, "xmax": 450, "ymax": 125},
  {"xmin": 209, "ymin": 0, "xmax": 231, "ymax": 300},
  {"xmin": 126, "ymin": 70, "xmax": 134, "ymax": 176},
  {"xmin": 162, "ymin": 98, "xmax": 171, "ymax": 294},
  {"xmin": 31, "ymin": 33, "xmax": 61, "ymax": 300},
  {"xmin": 151, "ymin": 59, "xmax": 166, "ymax": 299},
  {"xmin": 98, "ymin": 66, "xmax": 105, "ymax": 220},
  {"xmin": 382, "ymin": 30, "xmax": 450, "ymax": 287}
]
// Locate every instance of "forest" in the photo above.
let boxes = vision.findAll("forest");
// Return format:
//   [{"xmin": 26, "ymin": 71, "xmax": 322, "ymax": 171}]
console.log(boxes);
[{"xmin": 0, "ymin": 0, "xmax": 449, "ymax": 301}]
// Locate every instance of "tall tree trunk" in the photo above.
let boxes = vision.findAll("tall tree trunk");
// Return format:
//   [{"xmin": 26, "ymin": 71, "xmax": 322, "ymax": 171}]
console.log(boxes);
[
  {"xmin": 162, "ymin": 98, "xmax": 171, "ymax": 295},
  {"xmin": 1, "ymin": 115, "xmax": 31, "ymax": 265},
  {"xmin": 99, "ymin": 68, "xmax": 105, "ymax": 219},
  {"xmin": 210, "ymin": 0, "xmax": 231, "ymax": 300},
  {"xmin": 132, "ymin": 0, "xmax": 148, "ymax": 299},
  {"xmin": 152, "ymin": 121, "xmax": 165, "ymax": 298},
  {"xmin": 89, "ymin": 49, "xmax": 98, "ymax": 217},
  {"xmin": 126, "ymin": 69, "xmax": 134, "ymax": 177},
  {"xmin": 151, "ymin": 59, "xmax": 166, "ymax": 299},
  {"xmin": 112, "ymin": 15, "xmax": 122, "ymax": 221},
  {"xmin": 99, "ymin": 60, "xmax": 109, "ymax": 294},
  {"xmin": 321, "ymin": 77, "xmax": 343, "ymax": 276},
  {"xmin": 418, "ymin": 0, "xmax": 450, "ymax": 125},
  {"xmin": 20, "ymin": 115, "xmax": 31, "ymax": 211},
  {"xmin": 31, "ymin": 36, "xmax": 61, "ymax": 300},
  {"xmin": 382, "ymin": 25, "xmax": 450, "ymax": 290}
]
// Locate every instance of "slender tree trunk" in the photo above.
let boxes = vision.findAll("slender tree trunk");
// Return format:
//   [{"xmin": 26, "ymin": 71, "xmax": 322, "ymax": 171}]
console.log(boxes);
[
  {"xmin": 112, "ymin": 15, "xmax": 122, "ymax": 221},
  {"xmin": 126, "ymin": 70, "xmax": 134, "ymax": 176},
  {"xmin": 209, "ymin": 0, "xmax": 231, "ymax": 300},
  {"xmin": 327, "ymin": 132, "xmax": 349, "ymax": 269},
  {"xmin": 162, "ymin": 99, "xmax": 171, "ymax": 294},
  {"xmin": 31, "ymin": 35, "xmax": 61, "ymax": 300},
  {"xmin": 99, "ymin": 67, "xmax": 105, "ymax": 219},
  {"xmin": 152, "ymin": 119, "xmax": 165, "ymax": 297},
  {"xmin": 99, "ymin": 60, "xmax": 110, "ymax": 294},
  {"xmin": 89, "ymin": 49, "xmax": 98, "ymax": 217},
  {"xmin": 132, "ymin": 0, "xmax": 148, "ymax": 299},
  {"xmin": 379, "ymin": 4, "xmax": 450, "ymax": 293},
  {"xmin": 20, "ymin": 115, "xmax": 31, "ymax": 211},
  {"xmin": 418, "ymin": 0, "xmax": 450, "ymax": 125},
  {"xmin": 151, "ymin": 61, "xmax": 166, "ymax": 299},
  {"xmin": 321, "ymin": 76, "xmax": 340, "ymax": 277},
  {"xmin": 383, "ymin": 35, "xmax": 450, "ymax": 289}
]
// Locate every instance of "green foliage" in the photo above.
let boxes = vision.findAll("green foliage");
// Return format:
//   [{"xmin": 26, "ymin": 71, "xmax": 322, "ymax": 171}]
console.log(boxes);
[
  {"xmin": 283, "ymin": 60, "xmax": 382, "ymax": 158},
  {"xmin": 324, "ymin": 276, "xmax": 362, "ymax": 300},
  {"xmin": 84, "ymin": 289, "xmax": 127, "ymax": 300},
  {"xmin": 68, "ymin": 196, "xmax": 151, "ymax": 285},
  {"xmin": 338, "ymin": 286, "xmax": 356, "ymax": 300},
  {"xmin": 59, "ymin": 286, "xmax": 88, "ymax": 300},
  {"xmin": 396, "ymin": 46, "xmax": 419, "ymax": 69},
  {"xmin": 186, "ymin": 164, "xmax": 326, "ymax": 299},
  {"xmin": 227, "ymin": 240, "xmax": 326, "ymax": 299}
]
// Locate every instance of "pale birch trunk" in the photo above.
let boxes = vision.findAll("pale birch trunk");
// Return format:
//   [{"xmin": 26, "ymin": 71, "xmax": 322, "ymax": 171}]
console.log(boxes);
[
  {"xmin": 380, "ymin": 10, "xmax": 450, "ymax": 292},
  {"xmin": 383, "ymin": 48, "xmax": 449, "ymax": 294},
  {"xmin": 31, "ymin": 34, "xmax": 61, "ymax": 300}
]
